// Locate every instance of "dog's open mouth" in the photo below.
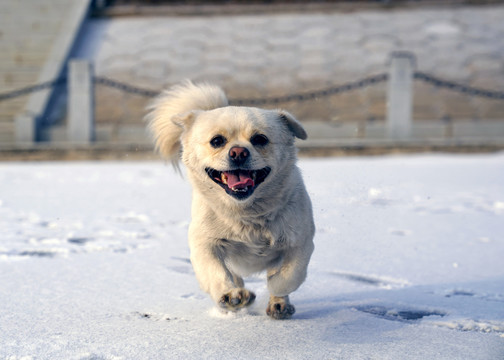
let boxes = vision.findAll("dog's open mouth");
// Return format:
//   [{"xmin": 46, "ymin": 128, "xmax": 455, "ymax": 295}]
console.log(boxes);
[{"xmin": 205, "ymin": 167, "xmax": 271, "ymax": 200}]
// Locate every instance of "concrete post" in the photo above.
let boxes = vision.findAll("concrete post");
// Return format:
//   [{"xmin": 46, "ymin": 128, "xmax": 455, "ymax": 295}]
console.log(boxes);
[
  {"xmin": 68, "ymin": 59, "xmax": 94, "ymax": 143},
  {"xmin": 386, "ymin": 52, "xmax": 415, "ymax": 140},
  {"xmin": 15, "ymin": 114, "xmax": 36, "ymax": 143}
]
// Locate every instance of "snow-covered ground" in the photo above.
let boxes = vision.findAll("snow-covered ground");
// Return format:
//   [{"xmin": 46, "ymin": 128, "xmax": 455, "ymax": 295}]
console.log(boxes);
[{"xmin": 1, "ymin": 153, "xmax": 503, "ymax": 359}]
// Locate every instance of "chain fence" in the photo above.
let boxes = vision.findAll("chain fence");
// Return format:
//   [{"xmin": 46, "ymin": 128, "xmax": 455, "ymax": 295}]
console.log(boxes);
[
  {"xmin": 1, "ymin": 71, "xmax": 504, "ymax": 104},
  {"xmin": 0, "ymin": 78, "xmax": 67, "ymax": 102},
  {"xmin": 228, "ymin": 73, "xmax": 388, "ymax": 106},
  {"xmin": 93, "ymin": 74, "xmax": 390, "ymax": 105},
  {"xmin": 414, "ymin": 72, "xmax": 504, "ymax": 100},
  {"xmin": 93, "ymin": 76, "xmax": 158, "ymax": 98}
]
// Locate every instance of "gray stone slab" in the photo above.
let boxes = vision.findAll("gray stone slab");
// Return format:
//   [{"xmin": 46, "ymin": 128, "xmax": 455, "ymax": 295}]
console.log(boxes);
[
  {"xmin": 454, "ymin": 121, "xmax": 504, "ymax": 138},
  {"xmin": 16, "ymin": 0, "xmax": 91, "ymax": 143}
]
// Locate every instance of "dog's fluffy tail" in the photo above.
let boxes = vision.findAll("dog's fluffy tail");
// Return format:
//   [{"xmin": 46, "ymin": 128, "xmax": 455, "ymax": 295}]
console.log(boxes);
[{"xmin": 146, "ymin": 80, "xmax": 228, "ymax": 163}]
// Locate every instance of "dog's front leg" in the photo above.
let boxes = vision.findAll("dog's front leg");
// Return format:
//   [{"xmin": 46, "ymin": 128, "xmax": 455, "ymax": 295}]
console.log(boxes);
[
  {"xmin": 189, "ymin": 238, "xmax": 255, "ymax": 311},
  {"xmin": 266, "ymin": 295, "xmax": 295, "ymax": 319},
  {"xmin": 266, "ymin": 239, "xmax": 314, "ymax": 319}
]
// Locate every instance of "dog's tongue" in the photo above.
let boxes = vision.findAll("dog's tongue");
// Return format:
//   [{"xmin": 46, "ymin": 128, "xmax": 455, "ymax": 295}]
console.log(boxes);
[{"xmin": 224, "ymin": 170, "xmax": 255, "ymax": 189}]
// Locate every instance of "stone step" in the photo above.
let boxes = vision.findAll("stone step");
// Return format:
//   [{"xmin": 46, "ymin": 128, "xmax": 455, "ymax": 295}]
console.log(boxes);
[
  {"xmin": 0, "ymin": 123, "xmax": 14, "ymax": 143},
  {"xmin": 0, "ymin": 71, "xmax": 41, "ymax": 90},
  {"xmin": 0, "ymin": 0, "xmax": 91, "ymax": 143}
]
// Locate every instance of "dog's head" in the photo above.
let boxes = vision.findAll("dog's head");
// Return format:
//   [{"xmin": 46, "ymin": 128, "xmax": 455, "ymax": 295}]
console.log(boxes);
[
  {"xmin": 176, "ymin": 106, "xmax": 306, "ymax": 203},
  {"xmin": 147, "ymin": 81, "xmax": 307, "ymax": 205}
]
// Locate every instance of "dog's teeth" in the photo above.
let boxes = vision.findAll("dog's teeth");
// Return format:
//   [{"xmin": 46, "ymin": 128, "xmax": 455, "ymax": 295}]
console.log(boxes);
[
  {"xmin": 221, "ymin": 173, "xmax": 228, "ymax": 185},
  {"xmin": 232, "ymin": 187, "xmax": 248, "ymax": 192}
]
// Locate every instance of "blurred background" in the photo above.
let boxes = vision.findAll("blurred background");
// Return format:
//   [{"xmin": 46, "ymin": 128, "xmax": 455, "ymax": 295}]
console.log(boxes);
[{"xmin": 1, "ymin": 0, "xmax": 504, "ymax": 159}]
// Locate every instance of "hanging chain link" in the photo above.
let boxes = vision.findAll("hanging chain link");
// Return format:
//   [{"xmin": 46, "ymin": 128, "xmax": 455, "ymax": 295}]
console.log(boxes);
[
  {"xmin": 0, "ymin": 78, "xmax": 67, "ymax": 102},
  {"xmin": 228, "ymin": 73, "xmax": 388, "ymax": 106},
  {"xmin": 1, "ymin": 72, "xmax": 503, "ymax": 103},
  {"xmin": 93, "ymin": 76, "xmax": 159, "ymax": 97},
  {"xmin": 414, "ymin": 72, "xmax": 504, "ymax": 100}
]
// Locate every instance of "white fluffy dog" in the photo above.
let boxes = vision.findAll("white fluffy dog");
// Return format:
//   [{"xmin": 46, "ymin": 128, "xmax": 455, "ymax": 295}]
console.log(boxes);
[{"xmin": 146, "ymin": 81, "xmax": 314, "ymax": 319}]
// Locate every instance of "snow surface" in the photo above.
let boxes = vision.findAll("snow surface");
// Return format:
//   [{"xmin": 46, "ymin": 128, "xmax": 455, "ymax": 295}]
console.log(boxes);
[{"xmin": 1, "ymin": 153, "xmax": 503, "ymax": 359}]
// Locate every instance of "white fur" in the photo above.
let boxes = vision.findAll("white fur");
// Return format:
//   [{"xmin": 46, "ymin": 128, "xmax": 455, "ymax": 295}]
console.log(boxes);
[
  {"xmin": 146, "ymin": 81, "xmax": 315, "ymax": 319},
  {"xmin": 146, "ymin": 80, "xmax": 229, "ymax": 165}
]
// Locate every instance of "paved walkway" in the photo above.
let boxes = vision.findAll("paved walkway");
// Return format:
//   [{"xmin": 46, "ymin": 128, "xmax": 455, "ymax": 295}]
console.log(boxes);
[{"xmin": 73, "ymin": 3, "xmax": 504, "ymax": 144}]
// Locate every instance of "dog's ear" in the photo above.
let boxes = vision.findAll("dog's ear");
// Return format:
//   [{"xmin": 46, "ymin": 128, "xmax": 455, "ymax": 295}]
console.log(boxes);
[
  {"xmin": 172, "ymin": 110, "xmax": 198, "ymax": 129},
  {"xmin": 148, "ymin": 109, "xmax": 199, "ymax": 168},
  {"xmin": 278, "ymin": 110, "xmax": 307, "ymax": 140},
  {"xmin": 146, "ymin": 80, "xmax": 227, "ymax": 169}
]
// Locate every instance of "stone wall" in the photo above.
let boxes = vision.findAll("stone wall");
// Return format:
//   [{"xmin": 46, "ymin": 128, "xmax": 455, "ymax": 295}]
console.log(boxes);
[{"xmin": 74, "ymin": 5, "xmax": 504, "ymax": 141}]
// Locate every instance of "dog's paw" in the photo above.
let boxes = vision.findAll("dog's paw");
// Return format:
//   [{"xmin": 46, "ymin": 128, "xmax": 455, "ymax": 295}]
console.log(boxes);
[
  {"xmin": 266, "ymin": 295, "xmax": 295, "ymax": 320},
  {"xmin": 219, "ymin": 288, "xmax": 256, "ymax": 311}
]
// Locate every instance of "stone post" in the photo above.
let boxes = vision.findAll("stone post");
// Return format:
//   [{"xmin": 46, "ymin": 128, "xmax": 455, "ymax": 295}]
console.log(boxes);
[
  {"xmin": 387, "ymin": 52, "xmax": 415, "ymax": 140},
  {"xmin": 68, "ymin": 59, "xmax": 94, "ymax": 143},
  {"xmin": 15, "ymin": 114, "xmax": 36, "ymax": 143}
]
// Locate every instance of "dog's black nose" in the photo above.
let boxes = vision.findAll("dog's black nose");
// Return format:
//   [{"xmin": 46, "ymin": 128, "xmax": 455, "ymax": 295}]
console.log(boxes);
[{"xmin": 229, "ymin": 146, "xmax": 249, "ymax": 165}]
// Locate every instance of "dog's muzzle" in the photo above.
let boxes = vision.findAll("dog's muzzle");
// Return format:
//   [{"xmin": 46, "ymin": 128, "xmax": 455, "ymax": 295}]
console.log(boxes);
[{"xmin": 205, "ymin": 167, "xmax": 271, "ymax": 200}]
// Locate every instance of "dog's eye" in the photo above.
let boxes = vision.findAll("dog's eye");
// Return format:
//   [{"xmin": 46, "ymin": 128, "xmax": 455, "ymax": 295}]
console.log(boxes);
[
  {"xmin": 210, "ymin": 135, "xmax": 226, "ymax": 148},
  {"xmin": 250, "ymin": 134, "xmax": 269, "ymax": 146}
]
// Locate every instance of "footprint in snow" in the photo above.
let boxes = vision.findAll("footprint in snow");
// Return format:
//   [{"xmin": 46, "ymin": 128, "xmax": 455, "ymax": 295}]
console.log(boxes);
[
  {"xmin": 170, "ymin": 256, "xmax": 191, "ymax": 264},
  {"xmin": 355, "ymin": 304, "xmax": 446, "ymax": 322},
  {"xmin": 131, "ymin": 311, "xmax": 180, "ymax": 322},
  {"xmin": 388, "ymin": 228, "xmax": 413, "ymax": 237},
  {"xmin": 444, "ymin": 289, "xmax": 476, "ymax": 298},
  {"xmin": 167, "ymin": 257, "xmax": 193, "ymax": 274},
  {"xmin": 181, "ymin": 293, "xmax": 205, "ymax": 300},
  {"xmin": 0, "ymin": 248, "xmax": 69, "ymax": 260},
  {"xmin": 67, "ymin": 237, "xmax": 93, "ymax": 245},
  {"xmin": 443, "ymin": 288, "xmax": 504, "ymax": 303},
  {"xmin": 115, "ymin": 212, "xmax": 150, "ymax": 224},
  {"xmin": 168, "ymin": 266, "xmax": 194, "ymax": 275},
  {"xmin": 431, "ymin": 319, "xmax": 504, "ymax": 335},
  {"xmin": 331, "ymin": 271, "xmax": 410, "ymax": 289}
]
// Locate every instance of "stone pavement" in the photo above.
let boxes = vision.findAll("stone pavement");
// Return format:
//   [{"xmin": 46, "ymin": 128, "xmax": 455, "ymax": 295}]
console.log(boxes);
[{"xmin": 72, "ymin": 3, "xmax": 504, "ymax": 145}]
